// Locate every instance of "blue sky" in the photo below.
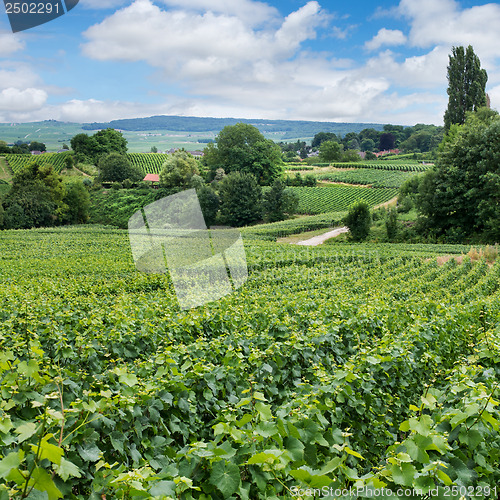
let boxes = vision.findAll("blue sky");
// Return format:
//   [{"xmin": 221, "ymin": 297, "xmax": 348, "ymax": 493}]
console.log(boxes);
[{"xmin": 0, "ymin": 0, "xmax": 499, "ymax": 125}]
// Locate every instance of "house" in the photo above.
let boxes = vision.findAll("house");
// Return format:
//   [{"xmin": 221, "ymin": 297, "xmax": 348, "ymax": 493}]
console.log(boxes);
[{"xmin": 143, "ymin": 173, "xmax": 160, "ymax": 188}]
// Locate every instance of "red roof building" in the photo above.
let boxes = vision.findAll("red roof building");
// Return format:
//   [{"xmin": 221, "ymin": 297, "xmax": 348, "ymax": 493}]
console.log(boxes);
[{"xmin": 143, "ymin": 174, "xmax": 160, "ymax": 183}]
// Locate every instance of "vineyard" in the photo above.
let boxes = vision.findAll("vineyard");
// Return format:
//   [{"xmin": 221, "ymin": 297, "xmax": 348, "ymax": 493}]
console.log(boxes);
[
  {"xmin": 0, "ymin": 226, "xmax": 499, "ymax": 499},
  {"xmin": 313, "ymin": 162, "xmax": 432, "ymax": 172},
  {"xmin": 316, "ymin": 169, "xmax": 419, "ymax": 188},
  {"xmin": 288, "ymin": 186, "xmax": 398, "ymax": 214},
  {"xmin": 4, "ymin": 153, "xmax": 73, "ymax": 174},
  {"xmin": 2, "ymin": 152, "xmax": 171, "ymax": 176},
  {"xmin": 127, "ymin": 153, "xmax": 172, "ymax": 174}
]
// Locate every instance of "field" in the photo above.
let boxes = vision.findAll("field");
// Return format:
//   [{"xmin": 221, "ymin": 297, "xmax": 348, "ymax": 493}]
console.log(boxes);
[
  {"xmin": 1, "ymin": 225, "xmax": 499, "ymax": 499},
  {"xmin": 3, "ymin": 152, "xmax": 73, "ymax": 174},
  {"xmin": 289, "ymin": 186, "xmax": 398, "ymax": 214}
]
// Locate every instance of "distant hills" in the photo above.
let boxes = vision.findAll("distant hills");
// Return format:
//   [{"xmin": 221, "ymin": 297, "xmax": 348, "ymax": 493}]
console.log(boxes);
[{"xmin": 81, "ymin": 115, "xmax": 386, "ymax": 139}]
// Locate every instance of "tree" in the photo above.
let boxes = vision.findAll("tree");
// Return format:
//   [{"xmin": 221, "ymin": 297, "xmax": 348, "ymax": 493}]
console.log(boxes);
[
  {"xmin": 443, "ymin": 45, "xmax": 488, "ymax": 131},
  {"xmin": 263, "ymin": 179, "xmax": 299, "ymax": 222},
  {"xmin": 159, "ymin": 150, "xmax": 200, "ymax": 189},
  {"xmin": 71, "ymin": 129, "xmax": 128, "ymax": 164},
  {"xmin": 385, "ymin": 208, "xmax": 399, "ymax": 241},
  {"xmin": 203, "ymin": 123, "xmax": 283, "ymax": 185},
  {"xmin": 0, "ymin": 141, "xmax": 10, "ymax": 154},
  {"xmin": 360, "ymin": 138, "xmax": 375, "ymax": 152},
  {"xmin": 63, "ymin": 181, "xmax": 90, "ymax": 224},
  {"xmin": 28, "ymin": 141, "xmax": 46, "ymax": 152},
  {"xmin": 197, "ymin": 185, "xmax": 220, "ymax": 227},
  {"xmin": 414, "ymin": 108, "xmax": 499, "ymax": 241},
  {"xmin": 311, "ymin": 132, "xmax": 339, "ymax": 148},
  {"xmin": 379, "ymin": 132, "xmax": 395, "ymax": 151},
  {"xmin": 218, "ymin": 172, "xmax": 262, "ymax": 227},
  {"xmin": 344, "ymin": 201, "xmax": 372, "ymax": 241},
  {"xmin": 97, "ymin": 153, "xmax": 142, "ymax": 183},
  {"xmin": 319, "ymin": 140, "xmax": 343, "ymax": 162},
  {"xmin": 1, "ymin": 163, "xmax": 65, "ymax": 228},
  {"xmin": 64, "ymin": 154, "xmax": 75, "ymax": 169}
]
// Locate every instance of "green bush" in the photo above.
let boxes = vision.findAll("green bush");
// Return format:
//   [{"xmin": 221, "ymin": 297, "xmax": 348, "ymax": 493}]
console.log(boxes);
[{"xmin": 344, "ymin": 201, "xmax": 371, "ymax": 241}]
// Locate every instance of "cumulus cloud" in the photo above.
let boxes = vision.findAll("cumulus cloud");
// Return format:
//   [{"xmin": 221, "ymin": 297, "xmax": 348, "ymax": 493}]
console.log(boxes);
[
  {"xmin": 159, "ymin": 0, "xmax": 279, "ymax": 27},
  {"xmin": 81, "ymin": 0, "xmax": 326, "ymax": 70},
  {"xmin": 0, "ymin": 88, "xmax": 47, "ymax": 112},
  {"xmin": 399, "ymin": 0, "xmax": 500, "ymax": 60},
  {"xmin": 79, "ymin": 0, "xmax": 131, "ymax": 9},
  {"xmin": 365, "ymin": 28, "xmax": 407, "ymax": 51},
  {"xmin": 0, "ymin": 33, "xmax": 25, "ymax": 56}
]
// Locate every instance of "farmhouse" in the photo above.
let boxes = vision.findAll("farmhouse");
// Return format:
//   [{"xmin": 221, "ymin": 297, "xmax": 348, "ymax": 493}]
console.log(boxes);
[{"xmin": 143, "ymin": 173, "xmax": 160, "ymax": 187}]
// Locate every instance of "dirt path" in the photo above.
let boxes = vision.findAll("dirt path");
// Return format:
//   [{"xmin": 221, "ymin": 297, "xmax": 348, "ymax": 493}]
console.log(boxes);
[{"xmin": 294, "ymin": 226, "xmax": 349, "ymax": 246}]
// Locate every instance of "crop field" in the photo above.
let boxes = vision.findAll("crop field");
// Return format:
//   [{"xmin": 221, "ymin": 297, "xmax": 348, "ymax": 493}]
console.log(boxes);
[
  {"xmin": 314, "ymin": 162, "xmax": 432, "ymax": 172},
  {"xmin": 127, "ymin": 153, "xmax": 172, "ymax": 174},
  {"xmin": 0, "ymin": 226, "xmax": 499, "ymax": 499},
  {"xmin": 316, "ymin": 169, "xmax": 419, "ymax": 188},
  {"xmin": 3, "ymin": 152, "xmax": 73, "ymax": 174},
  {"xmin": 289, "ymin": 186, "xmax": 398, "ymax": 214}
]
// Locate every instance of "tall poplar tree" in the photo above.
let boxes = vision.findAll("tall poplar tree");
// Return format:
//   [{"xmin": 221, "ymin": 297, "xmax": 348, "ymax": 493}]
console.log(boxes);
[{"xmin": 443, "ymin": 45, "xmax": 488, "ymax": 131}]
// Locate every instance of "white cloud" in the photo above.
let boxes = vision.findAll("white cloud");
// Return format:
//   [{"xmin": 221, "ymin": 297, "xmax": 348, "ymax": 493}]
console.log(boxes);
[
  {"xmin": 159, "ymin": 0, "xmax": 279, "ymax": 27},
  {"xmin": 399, "ymin": 0, "xmax": 500, "ymax": 61},
  {"xmin": 79, "ymin": 0, "xmax": 131, "ymax": 9},
  {"xmin": 0, "ymin": 33, "xmax": 25, "ymax": 56},
  {"xmin": 365, "ymin": 47, "xmax": 449, "ymax": 89},
  {"xmin": 365, "ymin": 28, "xmax": 407, "ymax": 51},
  {"xmin": 0, "ymin": 65, "xmax": 42, "ymax": 89},
  {"xmin": 0, "ymin": 88, "xmax": 47, "ymax": 112},
  {"xmin": 81, "ymin": 0, "xmax": 328, "ymax": 77}
]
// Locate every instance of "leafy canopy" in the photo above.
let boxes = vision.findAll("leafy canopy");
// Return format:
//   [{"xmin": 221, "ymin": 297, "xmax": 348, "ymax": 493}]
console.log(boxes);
[
  {"xmin": 203, "ymin": 123, "xmax": 283, "ymax": 185},
  {"xmin": 159, "ymin": 150, "xmax": 200, "ymax": 189},
  {"xmin": 443, "ymin": 45, "xmax": 488, "ymax": 131}
]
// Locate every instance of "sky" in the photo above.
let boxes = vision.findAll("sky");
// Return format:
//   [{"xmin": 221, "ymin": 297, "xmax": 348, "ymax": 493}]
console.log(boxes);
[{"xmin": 0, "ymin": 0, "xmax": 499, "ymax": 126}]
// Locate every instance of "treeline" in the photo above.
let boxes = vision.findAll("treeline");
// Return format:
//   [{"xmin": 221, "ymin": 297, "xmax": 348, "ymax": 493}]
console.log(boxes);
[
  {"xmin": 81, "ymin": 114, "xmax": 385, "ymax": 137},
  {"xmin": 0, "ymin": 140, "xmax": 50, "ymax": 154},
  {"xmin": 278, "ymin": 123, "xmax": 444, "ymax": 160},
  {"xmin": 0, "ymin": 163, "xmax": 90, "ymax": 230},
  {"xmin": 398, "ymin": 108, "xmax": 499, "ymax": 243}
]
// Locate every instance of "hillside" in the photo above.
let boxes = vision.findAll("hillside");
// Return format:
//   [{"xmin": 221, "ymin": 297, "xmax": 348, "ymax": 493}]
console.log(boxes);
[
  {"xmin": 0, "ymin": 116, "xmax": 386, "ymax": 152},
  {"xmin": 81, "ymin": 115, "xmax": 386, "ymax": 138}
]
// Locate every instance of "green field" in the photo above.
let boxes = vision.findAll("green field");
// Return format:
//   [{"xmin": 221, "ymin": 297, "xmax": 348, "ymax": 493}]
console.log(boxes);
[
  {"xmin": 289, "ymin": 186, "xmax": 398, "ymax": 214},
  {"xmin": 0, "ymin": 226, "xmax": 499, "ymax": 498}
]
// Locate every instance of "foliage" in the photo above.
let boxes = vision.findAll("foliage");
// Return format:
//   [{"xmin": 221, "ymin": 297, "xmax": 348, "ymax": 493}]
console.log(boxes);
[
  {"xmin": 159, "ymin": 150, "xmax": 200, "ymax": 189},
  {"xmin": 1, "ymin": 227, "xmax": 500, "ymax": 498},
  {"xmin": 4, "ymin": 153, "xmax": 76, "ymax": 174},
  {"xmin": 71, "ymin": 129, "xmax": 128, "ymax": 165},
  {"xmin": 311, "ymin": 132, "xmax": 339, "ymax": 148},
  {"xmin": 63, "ymin": 181, "xmax": 90, "ymax": 224},
  {"xmin": 262, "ymin": 179, "xmax": 299, "ymax": 222},
  {"xmin": 379, "ymin": 132, "xmax": 396, "ymax": 151},
  {"xmin": 412, "ymin": 108, "xmax": 500, "ymax": 242},
  {"xmin": 344, "ymin": 201, "xmax": 372, "ymax": 241},
  {"xmin": 203, "ymin": 123, "xmax": 283, "ymax": 185},
  {"xmin": 444, "ymin": 45, "xmax": 488, "ymax": 131},
  {"xmin": 97, "ymin": 153, "xmax": 143, "ymax": 184},
  {"xmin": 0, "ymin": 163, "xmax": 91, "ymax": 230},
  {"xmin": 28, "ymin": 141, "xmax": 46, "ymax": 152},
  {"xmin": 319, "ymin": 140, "xmax": 343, "ymax": 162},
  {"xmin": 385, "ymin": 208, "xmax": 399, "ymax": 241},
  {"xmin": 218, "ymin": 171, "xmax": 262, "ymax": 226},
  {"xmin": 196, "ymin": 185, "xmax": 220, "ymax": 227}
]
